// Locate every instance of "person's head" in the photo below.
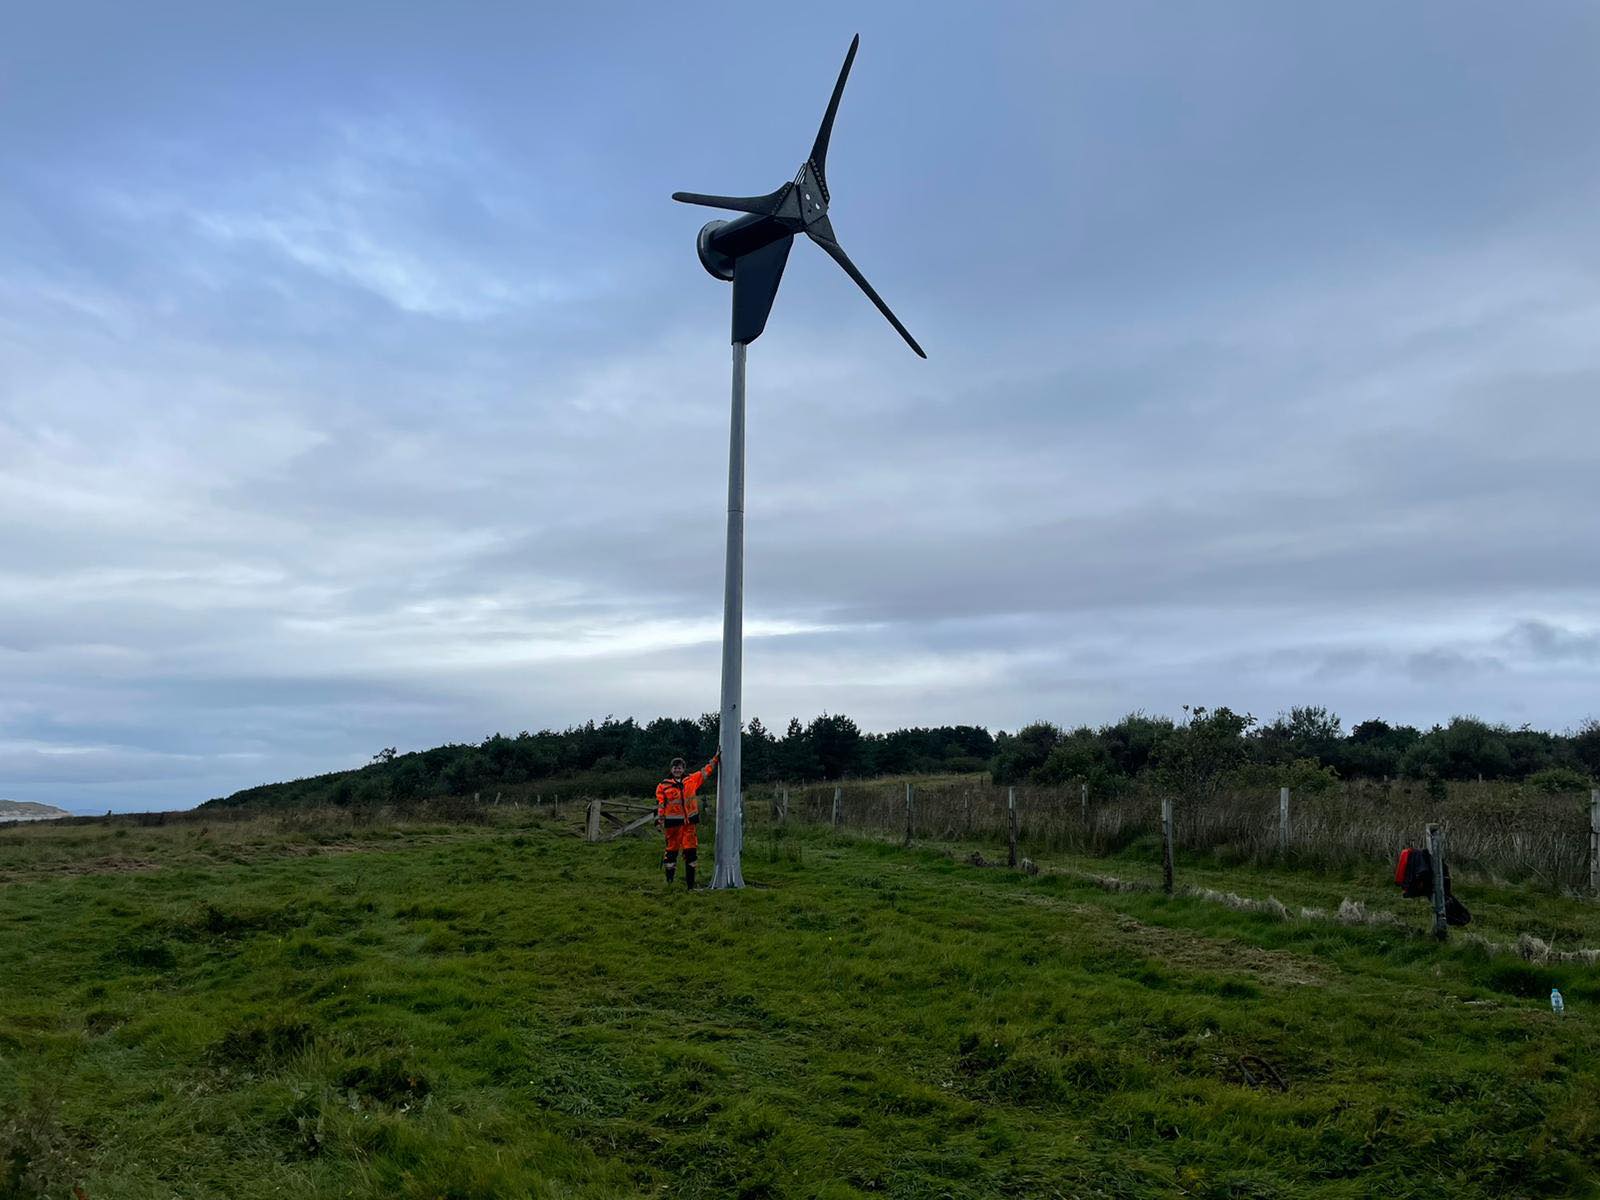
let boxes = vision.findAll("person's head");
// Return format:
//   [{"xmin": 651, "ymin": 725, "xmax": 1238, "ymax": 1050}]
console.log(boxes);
[{"xmin": 670, "ymin": 756, "xmax": 686, "ymax": 780}]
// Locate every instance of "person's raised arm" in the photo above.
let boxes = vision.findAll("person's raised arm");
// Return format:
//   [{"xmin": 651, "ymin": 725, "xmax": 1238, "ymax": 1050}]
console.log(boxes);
[{"xmin": 682, "ymin": 754, "xmax": 719, "ymax": 798}]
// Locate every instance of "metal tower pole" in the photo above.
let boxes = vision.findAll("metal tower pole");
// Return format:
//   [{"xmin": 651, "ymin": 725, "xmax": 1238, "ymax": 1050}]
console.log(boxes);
[{"xmin": 712, "ymin": 341, "xmax": 747, "ymax": 889}]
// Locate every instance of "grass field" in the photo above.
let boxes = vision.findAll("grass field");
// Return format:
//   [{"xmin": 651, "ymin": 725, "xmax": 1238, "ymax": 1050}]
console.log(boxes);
[{"xmin": 2, "ymin": 808, "xmax": 1598, "ymax": 1198}]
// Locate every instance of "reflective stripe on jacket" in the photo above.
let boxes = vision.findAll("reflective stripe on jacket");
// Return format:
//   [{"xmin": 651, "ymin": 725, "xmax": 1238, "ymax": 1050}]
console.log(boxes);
[{"xmin": 656, "ymin": 761, "xmax": 714, "ymax": 827}]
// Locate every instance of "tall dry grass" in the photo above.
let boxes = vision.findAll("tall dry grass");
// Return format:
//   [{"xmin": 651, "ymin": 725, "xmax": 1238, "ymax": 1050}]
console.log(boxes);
[{"xmin": 749, "ymin": 777, "xmax": 1596, "ymax": 891}]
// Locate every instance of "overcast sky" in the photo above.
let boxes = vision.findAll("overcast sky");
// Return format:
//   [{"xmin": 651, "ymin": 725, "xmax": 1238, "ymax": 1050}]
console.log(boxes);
[{"xmin": 3, "ymin": 2, "xmax": 1599, "ymax": 812}]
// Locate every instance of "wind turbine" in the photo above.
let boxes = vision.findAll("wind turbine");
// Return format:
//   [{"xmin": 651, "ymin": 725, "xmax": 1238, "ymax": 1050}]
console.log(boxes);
[{"xmin": 674, "ymin": 34, "xmax": 925, "ymax": 889}]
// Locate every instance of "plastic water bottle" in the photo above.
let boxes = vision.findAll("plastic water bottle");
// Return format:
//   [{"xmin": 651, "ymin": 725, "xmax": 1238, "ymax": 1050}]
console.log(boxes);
[{"xmin": 1551, "ymin": 988, "xmax": 1564, "ymax": 1016}]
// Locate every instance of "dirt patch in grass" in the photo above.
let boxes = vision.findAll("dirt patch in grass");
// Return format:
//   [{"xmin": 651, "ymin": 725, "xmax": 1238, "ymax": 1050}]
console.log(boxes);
[
  {"xmin": 1100, "ymin": 912, "xmax": 1327, "ymax": 987},
  {"xmin": 981, "ymin": 882, "xmax": 1329, "ymax": 987},
  {"xmin": 0, "ymin": 831, "xmax": 475, "ymax": 885},
  {"xmin": 338, "ymin": 1055, "xmax": 432, "ymax": 1109},
  {"xmin": 0, "ymin": 855, "xmax": 162, "ymax": 884},
  {"xmin": 277, "ymin": 841, "xmax": 367, "ymax": 857}
]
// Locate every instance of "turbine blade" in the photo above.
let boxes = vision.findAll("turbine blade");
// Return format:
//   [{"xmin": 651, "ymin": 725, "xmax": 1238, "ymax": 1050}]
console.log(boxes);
[
  {"xmin": 671, "ymin": 185, "xmax": 789, "ymax": 215},
  {"xmin": 806, "ymin": 222, "xmax": 926, "ymax": 358},
  {"xmin": 809, "ymin": 34, "xmax": 859, "ymax": 198}
]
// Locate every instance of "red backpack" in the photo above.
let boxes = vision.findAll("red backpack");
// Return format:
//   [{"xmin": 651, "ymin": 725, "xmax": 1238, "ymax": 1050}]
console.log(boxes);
[
  {"xmin": 1394, "ymin": 846, "xmax": 1432, "ymax": 898},
  {"xmin": 1393, "ymin": 846, "xmax": 1471, "ymax": 924}
]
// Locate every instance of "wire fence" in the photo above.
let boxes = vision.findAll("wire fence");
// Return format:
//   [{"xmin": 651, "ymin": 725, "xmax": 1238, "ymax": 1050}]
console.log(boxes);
[
  {"xmin": 17, "ymin": 775, "xmax": 1594, "ymax": 894},
  {"xmin": 734, "ymin": 777, "xmax": 1600, "ymax": 893}
]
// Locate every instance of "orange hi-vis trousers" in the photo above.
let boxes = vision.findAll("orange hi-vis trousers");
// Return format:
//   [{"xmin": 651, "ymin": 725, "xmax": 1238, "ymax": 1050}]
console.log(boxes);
[{"xmin": 663, "ymin": 823, "xmax": 698, "ymax": 853}]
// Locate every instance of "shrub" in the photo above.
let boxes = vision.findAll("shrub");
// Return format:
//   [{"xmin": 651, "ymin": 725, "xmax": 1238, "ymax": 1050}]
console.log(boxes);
[
  {"xmin": 1401, "ymin": 717, "xmax": 1515, "ymax": 781},
  {"xmin": 1033, "ymin": 730, "xmax": 1111, "ymax": 787},
  {"xmin": 1527, "ymin": 767, "xmax": 1593, "ymax": 795},
  {"xmin": 1229, "ymin": 757, "xmax": 1340, "ymax": 794},
  {"xmin": 989, "ymin": 722, "xmax": 1062, "ymax": 785},
  {"xmin": 1151, "ymin": 706, "xmax": 1255, "ymax": 803}
]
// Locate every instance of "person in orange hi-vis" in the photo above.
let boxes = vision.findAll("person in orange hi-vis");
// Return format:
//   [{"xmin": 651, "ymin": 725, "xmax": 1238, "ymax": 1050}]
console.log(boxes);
[{"xmin": 655, "ymin": 753, "xmax": 717, "ymax": 889}]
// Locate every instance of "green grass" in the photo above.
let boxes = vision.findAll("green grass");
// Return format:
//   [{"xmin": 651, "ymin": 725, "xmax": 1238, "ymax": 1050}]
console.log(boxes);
[{"xmin": 2, "ymin": 811, "xmax": 1598, "ymax": 1198}]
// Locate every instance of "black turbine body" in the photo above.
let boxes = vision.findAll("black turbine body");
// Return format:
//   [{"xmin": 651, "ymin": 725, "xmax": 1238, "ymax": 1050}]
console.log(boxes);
[{"xmin": 673, "ymin": 35, "xmax": 926, "ymax": 357}]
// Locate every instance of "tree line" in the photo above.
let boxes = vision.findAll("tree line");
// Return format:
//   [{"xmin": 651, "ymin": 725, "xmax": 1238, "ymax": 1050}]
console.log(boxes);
[
  {"xmin": 992, "ymin": 707, "xmax": 1600, "ymax": 798},
  {"xmin": 203, "ymin": 706, "xmax": 1599, "ymax": 810},
  {"xmin": 204, "ymin": 714, "xmax": 994, "ymax": 810}
]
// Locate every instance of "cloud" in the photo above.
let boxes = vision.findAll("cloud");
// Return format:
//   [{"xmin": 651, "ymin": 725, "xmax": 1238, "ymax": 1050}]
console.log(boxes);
[
  {"xmin": 1503, "ymin": 620, "xmax": 1600, "ymax": 665},
  {"xmin": 80, "ymin": 114, "xmax": 582, "ymax": 321}
]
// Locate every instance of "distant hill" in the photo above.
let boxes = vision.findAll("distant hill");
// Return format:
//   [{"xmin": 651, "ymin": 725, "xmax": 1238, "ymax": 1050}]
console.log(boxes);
[{"xmin": 0, "ymin": 799, "xmax": 73, "ymax": 822}]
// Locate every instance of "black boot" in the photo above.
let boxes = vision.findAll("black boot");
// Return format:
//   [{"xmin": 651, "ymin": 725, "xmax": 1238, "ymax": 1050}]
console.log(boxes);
[{"xmin": 684, "ymin": 862, "xmax": 696, "ymax": 890}]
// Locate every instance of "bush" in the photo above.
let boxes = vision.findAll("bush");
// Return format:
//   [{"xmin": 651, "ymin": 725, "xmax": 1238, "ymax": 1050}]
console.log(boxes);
[
  {"xmin": 1573, "ymin": 719, "xmax": 1600, "ymax": 776},
  {"xmin": 1151, "ymin": 706, "xmax": 1255, "ymax": 802},
  {"xmin": 1401, "ymin": 717, "xmax": 1515, "ymax": 781},
  {"xmin": 1526, "ymin": 767, "xmax": 1593, "ymax": 795},
  {"xmin": 1229, "ymin": 757, "xmax": 1340, "ymax": 794},
  {"xmin": 1033, "ymin": 730, "xmax": 1111, "ymax": 787},
  {"xmin": 989, "ymin": 722, "xmax": 1062, "ymax": 785}
]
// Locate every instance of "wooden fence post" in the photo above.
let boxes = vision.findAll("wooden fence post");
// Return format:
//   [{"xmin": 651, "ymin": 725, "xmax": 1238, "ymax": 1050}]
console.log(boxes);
[
  {"xmin": 1080, "ymin": 782, "xmax": 1088, "ymax": 830},
  {"xmin": 832, "ymin": 786, "xmax": 841, "ymax": 830},
  {"xmin": 1589, "ymin": 790, "xmax": 1598, "ymax": 896},
  {"xmin": 1161, "ymin": 797, "xmax": 1174, "ymax": 895},
  {"xmin": 903, "ymin": 782, "xmax": 914, "ymax": 847},
  {"xmin": 586, "ymin": 800, "xmax": 602, "ymax": 843},
  {"xmin": 1007, "ymin": 786, "xmax": 1019, "ymax": 868},
  {"xmin": 1279, "ymin": 787, "xmax": 1290, "ymax": 853},
  {"xmin": 780, "ymin": 787, "xmax": 789, "ymax": 825},
  {"xmin": 1427, "ymin": 822, "xmax": 1448, "ymax": 940}
]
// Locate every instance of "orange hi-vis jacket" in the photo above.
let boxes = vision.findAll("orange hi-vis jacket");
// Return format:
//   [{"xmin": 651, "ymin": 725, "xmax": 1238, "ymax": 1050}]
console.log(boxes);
[{"xmin": 656, "ymin": 760, "xmax": 715, "ymax": 830}]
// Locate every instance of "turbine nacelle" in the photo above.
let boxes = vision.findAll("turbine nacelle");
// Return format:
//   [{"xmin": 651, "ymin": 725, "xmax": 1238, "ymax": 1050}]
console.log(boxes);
[
  {"xmin": 695, "ymin": 220, "xmax": 736, "ymax": 281},
  {"xmin": 673, "ymin": 35, "xmax": 926, "ymax": 357}
]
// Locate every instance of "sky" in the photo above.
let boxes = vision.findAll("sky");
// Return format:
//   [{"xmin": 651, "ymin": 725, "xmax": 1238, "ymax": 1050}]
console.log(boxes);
[{"xmin": 3, "ymin": 2, "xmax": 1599, "ymax": 813}]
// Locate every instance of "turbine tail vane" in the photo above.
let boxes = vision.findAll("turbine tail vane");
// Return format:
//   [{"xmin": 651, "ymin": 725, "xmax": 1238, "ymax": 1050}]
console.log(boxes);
[{"xmin": 732, "ymin": 236, "xmax": 794, "ymax": 345}]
